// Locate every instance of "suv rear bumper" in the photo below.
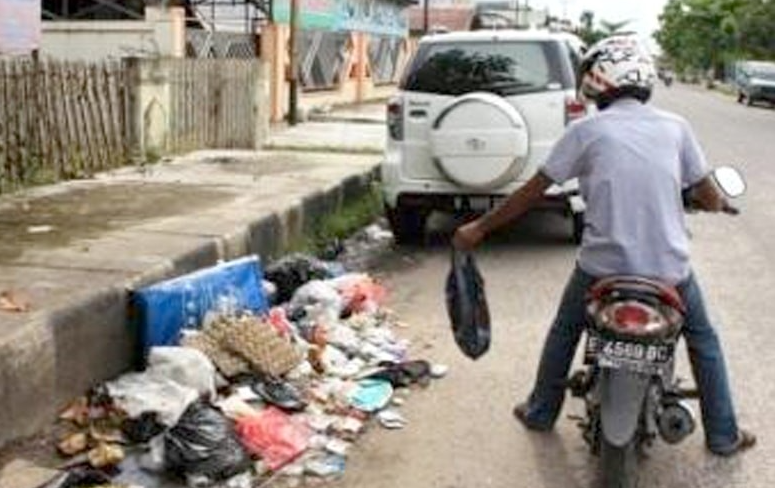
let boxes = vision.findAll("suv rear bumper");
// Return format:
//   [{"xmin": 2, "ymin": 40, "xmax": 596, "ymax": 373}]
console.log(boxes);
[{"xmin": 386, "ymin": 190, "xmax": 575, "ymax": 214}]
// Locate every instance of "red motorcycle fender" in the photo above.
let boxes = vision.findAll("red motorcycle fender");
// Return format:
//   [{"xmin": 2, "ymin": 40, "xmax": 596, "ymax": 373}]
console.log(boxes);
[{"xmin": 600, "ymin": 368, "xmax": 650, "ymax": 447}]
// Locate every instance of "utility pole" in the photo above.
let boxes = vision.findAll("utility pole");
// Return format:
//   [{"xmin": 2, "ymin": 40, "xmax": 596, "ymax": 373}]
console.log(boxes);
[
  {"xmin": 423, "ymin": 0, "xmax": 429, "ymax": 34},
  {"xmin": 288, "ymin": 0, "xmax": 300, "ymax": 125}
]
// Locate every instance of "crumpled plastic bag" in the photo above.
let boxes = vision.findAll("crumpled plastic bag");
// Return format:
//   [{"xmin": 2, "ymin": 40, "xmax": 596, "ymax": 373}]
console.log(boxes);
[
  {"xmin": 106, "ymin": 373, "xmax": 199, "ymax": 428},
  {"xmin": 235, "ymin": 407, "xmax": 311, "ymax": 471},
  {"xmin": 289, "ymin": 280, "xmax": 343, "ymax": 327},
  {"xmin": 146, "ymin": 347, "xmax": 216, "ymax": 399},
  {"xmin": 164, "ymin": 402, "xmax": 251, "ymax": 483},
  {"xmin": 106, "ymin": 347, "xmax": 217, "ymax": 426},
  {"xmin": 445, "ymin": 249, "xmax": 491, "ymax": 359}
]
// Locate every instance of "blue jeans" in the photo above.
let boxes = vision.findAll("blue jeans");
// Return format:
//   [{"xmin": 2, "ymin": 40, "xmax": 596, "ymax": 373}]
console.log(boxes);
[{"xmin": 522, "ymin": 266, "xmax": 740, "ymax": 453}]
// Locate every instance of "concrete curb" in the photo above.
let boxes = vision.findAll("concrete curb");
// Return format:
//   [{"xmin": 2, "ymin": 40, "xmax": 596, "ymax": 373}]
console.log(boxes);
[
  {"xmin": 307, "ymin": 113, "xmax": 386, "ymax": 125},
  {"xmin": 261, "ymin": 143, "xmax": 382, "ymax": 155},
  {"xmin": 0, "ymin": 164, "xmax": 379, "ymax": 449}
]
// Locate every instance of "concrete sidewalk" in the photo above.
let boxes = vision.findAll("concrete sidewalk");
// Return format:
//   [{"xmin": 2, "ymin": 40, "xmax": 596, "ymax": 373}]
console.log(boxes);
[
  {"xmin": 265, "ymin": 101, "xmax": 387, "ymax": 154},
  {"xmin": 0, "ymin": 110, "xmax": 385, "ymax": 448}
]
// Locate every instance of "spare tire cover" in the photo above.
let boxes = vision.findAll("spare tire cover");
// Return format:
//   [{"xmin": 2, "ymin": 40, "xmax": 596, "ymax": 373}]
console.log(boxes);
[{"xmin": 430, "ymin": 92, "xmax": 529, "ymax": 190}]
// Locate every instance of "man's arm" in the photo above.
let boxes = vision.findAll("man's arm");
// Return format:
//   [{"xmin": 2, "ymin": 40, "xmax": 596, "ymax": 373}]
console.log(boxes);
[{"xmin": 453, "ymin": 172, "xmax": 554, "ymax": 250}]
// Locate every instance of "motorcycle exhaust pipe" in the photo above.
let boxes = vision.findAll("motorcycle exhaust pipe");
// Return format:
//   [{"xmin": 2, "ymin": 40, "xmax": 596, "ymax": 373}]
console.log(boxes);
[{"xmin": 657, "ymin": 400, "xmax": 696, "ymax": 444}]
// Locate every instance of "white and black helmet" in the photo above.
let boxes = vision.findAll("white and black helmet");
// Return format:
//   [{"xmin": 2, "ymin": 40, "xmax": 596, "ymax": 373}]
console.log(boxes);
[{"xmin": 579, "ymin": 35, "xmax": 657, "ymax": 107}]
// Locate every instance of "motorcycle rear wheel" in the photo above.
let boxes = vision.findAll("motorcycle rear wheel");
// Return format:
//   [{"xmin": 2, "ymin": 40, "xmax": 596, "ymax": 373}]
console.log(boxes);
[{"xmin": 600, "ymin": 437, "xmax": 638, "ymax": 488}]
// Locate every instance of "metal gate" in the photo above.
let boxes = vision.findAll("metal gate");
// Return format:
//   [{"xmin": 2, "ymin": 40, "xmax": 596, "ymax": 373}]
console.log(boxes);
[
  {"xmin": 299, "ymin": 31, "xmax": 350, "ymax": 90},
  {"xmin": 368, "ymin": 35, "xmax": 403, "ymax": 84},
  {"xmin": 186, "ymin": 30, "xmax": 257, "ymax": 59}
]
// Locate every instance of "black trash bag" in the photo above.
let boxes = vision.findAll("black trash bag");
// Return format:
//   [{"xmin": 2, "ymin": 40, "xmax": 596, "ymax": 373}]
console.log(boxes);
[
  {"xmin": 164, "ymin": 402, "xmax": 251, "ymax": 483},
  {"xmin": 264, "ymin": 253, "xmax": 344, "ymax": 304},
  {"xmin": 445, "ymin": 249, "xmax": 491, "ymax": 359},
  {"xmin": 123, "ymin": 411, "xmax": 165, "ymax": 444},
  {"xmin": 44, "ymin": 467, "xmax": 113, "ymax": 488}
]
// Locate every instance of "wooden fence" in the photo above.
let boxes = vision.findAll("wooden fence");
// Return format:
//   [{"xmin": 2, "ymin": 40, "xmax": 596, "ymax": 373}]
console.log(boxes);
[
  {"xmin": 0, "ymin": 58, "xmax": 266, "ymax": 194},
  {"xmin": 167, "ymin": 59, "xmax": 260, "ymax": 152},
  {"xmin": 0, "ymin": 59, "xmax": 130, "ymax": 193}
]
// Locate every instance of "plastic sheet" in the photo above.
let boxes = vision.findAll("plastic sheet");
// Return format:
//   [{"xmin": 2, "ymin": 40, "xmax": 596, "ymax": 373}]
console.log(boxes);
[
  {"xmin": 445, "ymin": 249, "xmax": 491, "ymax": 359},
  {"xmin": 347, "ymin": 379, "xmax": 393, "ymax": 412},
  {"xmin": 134, "ymin": 256, "xmax": 268, "ymax": 356}
]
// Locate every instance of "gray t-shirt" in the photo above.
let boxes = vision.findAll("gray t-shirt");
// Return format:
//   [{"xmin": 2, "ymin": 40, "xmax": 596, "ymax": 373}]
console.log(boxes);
[{"xmin": 541, "ymin": 99, "xmax": 708, "ymax": 284}]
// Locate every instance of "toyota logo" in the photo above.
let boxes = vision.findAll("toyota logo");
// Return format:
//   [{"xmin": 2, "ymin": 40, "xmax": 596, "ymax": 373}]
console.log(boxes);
[{"xmin": 466, "ymin": 137, "xmax": 486, "ymax": 151}]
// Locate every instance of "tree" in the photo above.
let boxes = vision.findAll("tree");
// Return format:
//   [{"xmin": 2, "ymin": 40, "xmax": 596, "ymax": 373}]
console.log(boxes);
[
  {"xmin": 600, "ymin": 19, "xmax": 632, "ymax": 35},
  {"xmin": 655, "ymin": 0, "xmax": 774, "ymax": 80},
  {"xmin": 577, "ymin": 11, "xmax": 630, "ymax": 46}
]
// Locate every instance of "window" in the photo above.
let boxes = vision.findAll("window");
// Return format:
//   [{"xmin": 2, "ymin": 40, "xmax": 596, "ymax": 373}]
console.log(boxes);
[{"xmin": 402, "ymin": 41, "xmax": 570, "ymax": 96}]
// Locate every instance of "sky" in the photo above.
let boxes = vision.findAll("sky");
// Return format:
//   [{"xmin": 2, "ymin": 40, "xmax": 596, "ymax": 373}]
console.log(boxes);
[{"xmin": 529, "ymin": 0, "xmax": 669, "ymax": 51}]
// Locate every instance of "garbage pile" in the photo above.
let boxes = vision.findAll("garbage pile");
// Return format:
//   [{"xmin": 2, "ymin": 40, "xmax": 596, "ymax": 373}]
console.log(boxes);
[{"xmin": 48, "ymin": 253, "xmax": 446, "ymax": 488}]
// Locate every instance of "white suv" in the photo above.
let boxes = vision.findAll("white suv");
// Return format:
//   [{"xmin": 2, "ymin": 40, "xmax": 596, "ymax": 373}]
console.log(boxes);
[{"xmin": 381, "ymin": 30, "xmax": 586, "ymax": 243}]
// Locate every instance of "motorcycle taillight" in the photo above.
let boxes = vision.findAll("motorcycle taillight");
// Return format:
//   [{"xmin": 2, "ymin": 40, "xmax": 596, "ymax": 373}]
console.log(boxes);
[{"xmin": 597, "ymin": 301, "xmax": 673, "ymax": 338}]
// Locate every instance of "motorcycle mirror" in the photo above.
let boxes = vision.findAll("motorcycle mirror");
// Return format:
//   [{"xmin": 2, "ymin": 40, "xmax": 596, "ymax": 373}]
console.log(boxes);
[{"xmin": 712, "ymin": 166, "xmax": 746, "ymax": 198}]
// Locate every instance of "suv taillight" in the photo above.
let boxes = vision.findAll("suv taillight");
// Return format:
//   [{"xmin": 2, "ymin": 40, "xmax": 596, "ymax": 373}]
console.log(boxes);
[
  {"xmin": 387, "ymin": 98, "xmax": 403, "ymax": 141},
  {"xmin": 565, "ymin": 97, "xmax": 586, "ymax": 125}
]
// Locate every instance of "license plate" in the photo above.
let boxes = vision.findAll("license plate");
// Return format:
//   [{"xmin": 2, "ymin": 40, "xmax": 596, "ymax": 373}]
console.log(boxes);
[
  {"xmin": 468, "ymin": 196, "xmax": 494, "ymax": 211},
  {"xmin": 600, "ymin": 340, "xmax": 673, "ymax": 363},
  {"xmin": 589, "ymin": 337, "xmax": 674, "ymax": 373}
]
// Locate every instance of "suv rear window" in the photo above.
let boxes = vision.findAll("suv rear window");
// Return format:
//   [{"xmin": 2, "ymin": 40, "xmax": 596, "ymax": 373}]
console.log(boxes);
[{"xmin": 402, "ymin": 40, "xmax": 573, "ymax": 97}]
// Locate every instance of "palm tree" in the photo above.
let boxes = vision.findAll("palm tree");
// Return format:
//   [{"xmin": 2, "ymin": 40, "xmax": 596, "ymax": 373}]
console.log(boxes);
[{"xmin": 600, "ymin": 19, "xmax": 633, "ymax": 35}]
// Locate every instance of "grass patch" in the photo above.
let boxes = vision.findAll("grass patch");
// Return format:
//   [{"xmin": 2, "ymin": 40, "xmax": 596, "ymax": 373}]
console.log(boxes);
[{"xmin": 291, "ymin": 182, "xmax": 384, "ymax": 256}]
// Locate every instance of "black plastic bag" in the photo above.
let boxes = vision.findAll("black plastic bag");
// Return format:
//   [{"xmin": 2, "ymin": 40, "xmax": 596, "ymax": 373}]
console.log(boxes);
[
  {"xmin": 264, "ymin": 253, "xmax": 344, "ymax": 304},
  {"xmin": 123, "ymin": 411, "xmax": 166, "ymax": 444},
  {"xmin": 164, "ymin": 402, "xmax": 251, "ymax": 483},
  {"xmin": 44, "ymin": 468, "xmax": 113, "ymax": 488},
  {"xmin": 445, "ymin": 249, "xmax": 491, "ymax": 359}
]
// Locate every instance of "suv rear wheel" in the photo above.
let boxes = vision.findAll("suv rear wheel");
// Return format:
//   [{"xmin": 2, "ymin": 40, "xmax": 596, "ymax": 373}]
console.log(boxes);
[{"xmin": 386, "ymin": 204, "xmax": 429, "ymax": 245}]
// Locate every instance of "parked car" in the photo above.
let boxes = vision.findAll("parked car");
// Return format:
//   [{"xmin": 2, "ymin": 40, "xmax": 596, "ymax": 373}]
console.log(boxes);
[
  {"xmin": 381, "ymin": 30, "xmax": 586, "ymax": 244},
  {"xmin": 735, "ymin": 61, "xmax": 775, "ymax": 107}
]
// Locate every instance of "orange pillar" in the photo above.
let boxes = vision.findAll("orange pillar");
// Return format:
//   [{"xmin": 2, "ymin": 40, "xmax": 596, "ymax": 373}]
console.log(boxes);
[
  {"xmin": 355, "ymin": 32, "xmax": 368, "ymax": 103},
  {"xmin": 263, "ymin": 24, "xmax": 290, "ymax": 123}
]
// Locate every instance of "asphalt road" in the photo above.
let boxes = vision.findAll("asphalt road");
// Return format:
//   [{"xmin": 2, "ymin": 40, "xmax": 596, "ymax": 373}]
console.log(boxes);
[{"xmin": 337, "ymin": 84, "xmax": 775, "ymax": 488}]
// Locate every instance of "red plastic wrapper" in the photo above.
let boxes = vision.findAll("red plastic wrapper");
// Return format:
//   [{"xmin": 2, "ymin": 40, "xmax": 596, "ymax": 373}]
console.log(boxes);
[
  {"xmin": 267, "ymin": 307, "xmax": 294, "ymax": 338},
  {"xmin": 235, "ymin": 407, "xmax": 310, "ymax": 470},
  {"xmin": 334, "ymin": 274, "xmax": 387, "ymax": 314}
]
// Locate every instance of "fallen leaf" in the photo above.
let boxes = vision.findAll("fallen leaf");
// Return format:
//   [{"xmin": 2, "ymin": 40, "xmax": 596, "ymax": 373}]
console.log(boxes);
[
  {"xmin": 87, "ymin": 443, "xmax": 124, "ymax": 468},
  {"xmin": 59, "ymin": 397, "xmax": 89, "ymax": 426},
  {"xmin": 89, "ymin": 426, "xmax": 124, "ymax": 444},
  {"xmin": 0, "ymin": 291, "xmax": 30, "ymax": 313}
]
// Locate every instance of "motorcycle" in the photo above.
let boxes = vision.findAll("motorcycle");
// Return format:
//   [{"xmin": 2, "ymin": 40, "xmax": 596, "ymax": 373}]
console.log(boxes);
[{"xmin": 566, "ymin": 167, "xmax": 746, "ymax": 488}]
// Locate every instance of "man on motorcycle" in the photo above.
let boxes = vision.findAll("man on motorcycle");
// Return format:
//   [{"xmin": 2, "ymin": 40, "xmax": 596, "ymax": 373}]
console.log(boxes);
[{"xmin": 453, "ymin": 35, "xmax": 755, "ymax": 456}]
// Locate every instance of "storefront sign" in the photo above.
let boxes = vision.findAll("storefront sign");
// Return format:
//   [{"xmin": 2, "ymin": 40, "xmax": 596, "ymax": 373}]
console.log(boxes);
[
  {"xmin": 0, "ymin": 0, "xmax": 41, "ymax": 55},
  {"xmin": 273, "ymin": 0, "xmax": 408, "ymax": 36}
]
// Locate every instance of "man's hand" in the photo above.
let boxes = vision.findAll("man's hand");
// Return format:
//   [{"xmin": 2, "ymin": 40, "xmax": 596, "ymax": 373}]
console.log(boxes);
[
  {"xmin": 451, "ymin": 173, "xmax": 554, "ymax": 251},
  {"xmin": 453, "ymin": 220, "xmax": 486, "ymax": 251},
  {"xmin": 687, "ymin": 176, "xmax": 727, "ymax": 213}
]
